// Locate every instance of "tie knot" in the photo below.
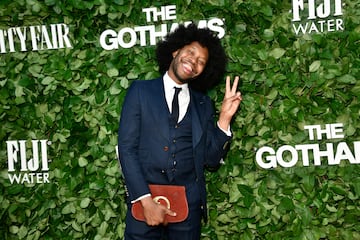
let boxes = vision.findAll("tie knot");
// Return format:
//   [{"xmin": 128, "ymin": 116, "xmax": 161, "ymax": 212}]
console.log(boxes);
[{"xmin": 174, "ymin": 87, "xmax": 182, "ymax": 95}]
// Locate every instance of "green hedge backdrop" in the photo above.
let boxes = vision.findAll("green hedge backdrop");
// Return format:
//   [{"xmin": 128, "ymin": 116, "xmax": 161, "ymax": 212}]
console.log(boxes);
[{"xmin": 1, "ymin": 0, "xmax": 360, "ymax": 239}]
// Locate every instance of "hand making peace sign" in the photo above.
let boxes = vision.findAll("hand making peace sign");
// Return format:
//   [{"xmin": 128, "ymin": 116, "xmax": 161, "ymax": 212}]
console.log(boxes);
[{"xmin": 218, "ymin": 76, "xmax": 242, "ymax": 130}]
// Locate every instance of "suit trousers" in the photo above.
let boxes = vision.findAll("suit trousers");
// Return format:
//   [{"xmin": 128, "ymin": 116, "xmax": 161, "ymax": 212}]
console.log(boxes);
[{"xmin": 124, "ymin": 182, "xmax": 202, "ymax": 240}]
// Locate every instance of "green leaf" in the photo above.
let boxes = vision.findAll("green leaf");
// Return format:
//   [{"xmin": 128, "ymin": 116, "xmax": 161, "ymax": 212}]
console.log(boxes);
[
  {"xmin": 338, "ymin": 74, "xmax": 356, "ymax": 84},
  {"xmin": 98, "ymin": 221, "xmax": 109, "ymax": 236},
  {"xmin": 279, "ymin": 197, "xmax": 295, "ymax": 211},
  {"xmin": 18, "ymin": 225, "xmax": 28, "ymax": 239},
  {"xmin": 62, "ymin": 202, "xmax": 76, "ymax": 214},
  {"xmin": 78, "ymin": 157, "xmax": 88, "ymax": 167},
  {"xmin": 269, "ymin": 48, "xmax": 286, "ymax": 59},
  {"xmin": 309, "ymin": 60, "xmax": 321, "ymax": 72},
  {"xmin": 80, "ymin": 198, "xmax": 91, "ymax": 208},
  {"xmin": 217, "ymin": 213, "xmax": 232, "ymax": 224},
  {"xmin": 28, "ymin": 65, "xmax": 43, "ymax": 77},
  {"xmin": 263, "ymin": 29, "xmax": 274, "ymax": 41},
  {"xmin": 120, "ymin": 77, "xmax": 129, "ymax": 89},
  {"xmin": 41, "ymin": 76, "xmax": 56, "ymax": 85},
  {"xmin": 107, "ymin": 68, "xmax": 119, "ymax": 77},
  {"xmin": 326, "ymin": 204, "xmax": 337, "ymax": 213}
]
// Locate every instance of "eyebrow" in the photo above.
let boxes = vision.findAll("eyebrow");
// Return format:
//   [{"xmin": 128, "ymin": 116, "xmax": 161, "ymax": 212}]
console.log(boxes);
[{"xmin": 189, "ymin": 46, "xmax": 208, "ymax": 59}]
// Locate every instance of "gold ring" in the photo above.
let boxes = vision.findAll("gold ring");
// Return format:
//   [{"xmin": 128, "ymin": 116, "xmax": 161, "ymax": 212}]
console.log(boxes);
[{"xmin": 153, "ymin": 196, "xmax": 171, "ymax": 209}]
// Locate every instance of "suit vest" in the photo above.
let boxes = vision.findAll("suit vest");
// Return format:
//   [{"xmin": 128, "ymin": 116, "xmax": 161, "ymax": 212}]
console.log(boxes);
[{"xmin": 166, "ymin": 107, "xmax": 197, "ymax": 184}]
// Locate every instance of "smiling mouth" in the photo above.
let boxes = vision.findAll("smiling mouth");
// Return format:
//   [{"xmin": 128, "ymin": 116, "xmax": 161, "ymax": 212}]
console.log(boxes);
[{"xmin": 182, "ymin": 62, "xmax": 195, "ymax": 75}]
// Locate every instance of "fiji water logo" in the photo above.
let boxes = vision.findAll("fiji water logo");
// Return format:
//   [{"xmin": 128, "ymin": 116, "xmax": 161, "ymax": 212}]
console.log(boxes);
[
  {"xmin": 291, "ymin": 0, "xmax": 344, "ymax": 35},
  {"xmin": 6, "ymin": 140, "xmax": 51, "ymax": 184}
]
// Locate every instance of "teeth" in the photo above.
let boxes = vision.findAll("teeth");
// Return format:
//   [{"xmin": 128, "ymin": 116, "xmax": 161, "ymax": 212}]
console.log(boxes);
[{"xmin": 183, "ymin": 63, "xmax": 193, "ymax": 74}]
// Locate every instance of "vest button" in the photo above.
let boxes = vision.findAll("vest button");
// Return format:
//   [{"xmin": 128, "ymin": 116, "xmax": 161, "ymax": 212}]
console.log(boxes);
[{"xmin": 163, "ymin": 146, "xmax": 169, "ymax": 151}]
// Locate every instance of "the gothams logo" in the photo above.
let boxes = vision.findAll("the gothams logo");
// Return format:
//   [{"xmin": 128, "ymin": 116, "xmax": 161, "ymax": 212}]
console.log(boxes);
[
  {"xmin": 100, "ymin": 5, "xmax": 225, "ymax": 50},
  {"xmin": 291, "ymin": 0, "xmax": 344, "ymax": 35},
  {"xmin": 256, "ymin": 123, "xmax": 360, "ymax": 169},
  {"xmin": 6, "ymin": 140, "xmax": 51, "ymax": 184}
]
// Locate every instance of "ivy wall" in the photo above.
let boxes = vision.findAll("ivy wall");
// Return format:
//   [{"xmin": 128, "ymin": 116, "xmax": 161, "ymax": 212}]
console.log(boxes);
[{"xmin": 1, "ymin": 0, "xmax": 360, "ymax": 239}]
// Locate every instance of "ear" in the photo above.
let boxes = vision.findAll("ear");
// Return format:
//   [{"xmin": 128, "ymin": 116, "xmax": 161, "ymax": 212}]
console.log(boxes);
[{"xmin": 172, "ymin": 49, "xmax": 179, "ymax": 58}]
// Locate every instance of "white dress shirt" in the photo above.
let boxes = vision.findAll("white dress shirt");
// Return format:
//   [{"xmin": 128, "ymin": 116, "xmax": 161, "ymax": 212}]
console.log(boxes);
[{"xmin": 163, "ymin": 72, "xmax": 190, "ymax": 123}]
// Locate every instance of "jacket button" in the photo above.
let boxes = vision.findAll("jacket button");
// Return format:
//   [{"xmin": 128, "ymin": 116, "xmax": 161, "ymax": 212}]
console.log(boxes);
[{"xmin": 163, "ymin": 146, "xmax": 169, "ymax": 151}]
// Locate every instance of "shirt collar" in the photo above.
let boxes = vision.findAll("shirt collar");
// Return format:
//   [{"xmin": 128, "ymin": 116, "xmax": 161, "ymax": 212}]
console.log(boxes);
[{"xmin": 163, "ymin": 71, "xmax": 189, "ymax": 92}]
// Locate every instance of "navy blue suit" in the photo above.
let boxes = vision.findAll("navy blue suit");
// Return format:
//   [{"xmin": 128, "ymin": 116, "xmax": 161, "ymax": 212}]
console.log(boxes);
[{"xmin": 118, "ymin": 77, "xmax": 231, "ymax": 239}]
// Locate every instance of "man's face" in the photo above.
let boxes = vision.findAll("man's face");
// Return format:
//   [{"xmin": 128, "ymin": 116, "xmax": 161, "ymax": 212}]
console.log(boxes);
[{"xmin": 168, "ymin": 41, "xmax": 208, "ymax": 84}]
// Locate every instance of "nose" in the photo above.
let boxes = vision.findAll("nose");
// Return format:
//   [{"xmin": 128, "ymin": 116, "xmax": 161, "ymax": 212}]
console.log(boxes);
[
  {"xmin": 189, "ymin": 56, "xmax": 197, "ymax": 66},
  {"xmin": 188, "ymin": 56, "xmax": 196, "ymax": 64}
]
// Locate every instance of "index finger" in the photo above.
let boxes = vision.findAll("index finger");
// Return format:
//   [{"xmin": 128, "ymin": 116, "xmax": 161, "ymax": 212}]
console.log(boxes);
[{"xmin": 226, "ymin": 76, "xmax": 231, "ymax": 93}]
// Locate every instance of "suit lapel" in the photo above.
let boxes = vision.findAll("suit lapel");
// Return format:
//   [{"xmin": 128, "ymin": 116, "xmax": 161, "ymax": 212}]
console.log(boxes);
[
  {"xmin": 190, "ymin": 90, "xmax": 205, "ymax": 148},
  {"xmin": 148, "ymin": 78, "xmax": 170, "ymax": 139}
]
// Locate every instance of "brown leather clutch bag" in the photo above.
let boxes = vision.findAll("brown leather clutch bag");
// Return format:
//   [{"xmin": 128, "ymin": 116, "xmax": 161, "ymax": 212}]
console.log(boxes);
[{"xmin": 131, "ymin": 184, "xmax": 189, "ymax": 223}]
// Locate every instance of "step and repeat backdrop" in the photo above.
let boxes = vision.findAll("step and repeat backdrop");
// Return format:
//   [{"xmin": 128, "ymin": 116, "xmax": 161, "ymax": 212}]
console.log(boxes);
[{"xmin": 1, "ymin": 1, "xmax": 360, "ymax": 239}]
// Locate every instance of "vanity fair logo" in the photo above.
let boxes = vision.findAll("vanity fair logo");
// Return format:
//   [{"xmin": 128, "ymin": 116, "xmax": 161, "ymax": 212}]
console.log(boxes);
[
  {"xmin": 6, "ymin": 140, "xmax": 51, "ymax": 184},
  {"xmin": 256, "ymin": 123, "xmax": 360, "ymax": 169},
  {"xmin": 0, "ymin": 23, "xmax": 72, "ymax": 53},
  {"xmin": 291, "ymin": 0, "xmax": 344, "ymax": 35},
  {"xmin": 100, "ymin": 5, "xmax": 225, "ymax": 50}
]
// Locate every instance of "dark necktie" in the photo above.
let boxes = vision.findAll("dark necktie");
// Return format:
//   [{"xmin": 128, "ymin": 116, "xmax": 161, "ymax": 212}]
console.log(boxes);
[{"xmin": 171, "ymin": 87, "xmax": 182, "ymax": 123}]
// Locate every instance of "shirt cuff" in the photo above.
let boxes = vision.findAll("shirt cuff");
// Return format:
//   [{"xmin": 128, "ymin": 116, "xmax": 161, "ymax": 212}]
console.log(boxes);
[
  {"xmin": 131, "ymin": 193, "xmax": 151, "ymax": 204},
  {"xmin": 217, "ymin": 121, "xmax": 232, "ymax": 137}
]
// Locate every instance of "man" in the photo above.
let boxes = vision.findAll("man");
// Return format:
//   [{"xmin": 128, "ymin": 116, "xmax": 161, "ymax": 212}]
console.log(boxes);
[{"xmin": 118, "ymin": 24, "xmax": 242, "ymax": 240}]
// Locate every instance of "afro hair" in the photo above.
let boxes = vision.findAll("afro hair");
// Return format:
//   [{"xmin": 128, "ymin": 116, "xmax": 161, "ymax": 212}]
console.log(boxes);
[{"xmin": 156, "ymin": 23, "xmax": 227, "ymax": 92}]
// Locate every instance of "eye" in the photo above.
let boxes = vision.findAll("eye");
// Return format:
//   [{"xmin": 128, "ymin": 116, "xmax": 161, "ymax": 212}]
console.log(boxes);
[{"xmin": 198, "ymin": 60, "xmax": 206, "ymax": 66}]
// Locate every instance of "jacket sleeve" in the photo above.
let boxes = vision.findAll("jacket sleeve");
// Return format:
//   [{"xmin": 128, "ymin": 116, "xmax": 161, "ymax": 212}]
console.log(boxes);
[
  {"xmin": 203, "ymin": 96, "xmax": 232, "ymax": 170},
  {"xmin": 117, "ymin": 81, "xmax": 150, "ymax": 202}
]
